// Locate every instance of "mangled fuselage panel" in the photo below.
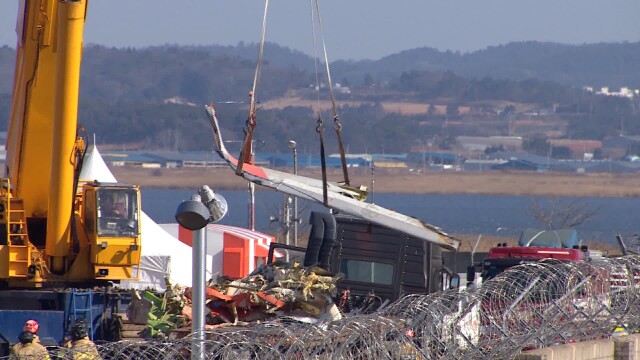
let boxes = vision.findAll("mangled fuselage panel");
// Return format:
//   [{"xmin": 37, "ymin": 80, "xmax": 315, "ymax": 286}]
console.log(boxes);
[{"xmin": 205, "ymin": 104, "xmax": 460, "ymax": 251}]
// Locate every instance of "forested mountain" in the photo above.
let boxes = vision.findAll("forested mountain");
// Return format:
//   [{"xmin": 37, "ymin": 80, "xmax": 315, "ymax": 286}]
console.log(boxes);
[
  {"xmin": 332, "ymin": 41, "xmax": 640, "ymax": 88},
  {"xmin": 0, "ymin": 41, "xmax": 638, "ymax": 153},
  {"xmin": 78, "ymin": 45, "xmax": 310, "ymax": 105},
  {"xmin": 180, "ymin": 41, "xmax": 640, "ymax": 89},
  {"xmin": 4, "ymin": 40, "xmax": 635, "ymax": 96}
]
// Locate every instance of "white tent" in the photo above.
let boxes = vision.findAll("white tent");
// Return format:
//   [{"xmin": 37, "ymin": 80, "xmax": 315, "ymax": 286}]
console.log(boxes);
[
  {"xmin": 80, "ymin": 145, "xmax": 202, "ymax": 290},
  {"xmin": 78, "ymin": 144, "xmax": 117, "ymax": 183},
  {"xmin": 119, "ymin": 212, "xmax": 204, "ymax": 290}
]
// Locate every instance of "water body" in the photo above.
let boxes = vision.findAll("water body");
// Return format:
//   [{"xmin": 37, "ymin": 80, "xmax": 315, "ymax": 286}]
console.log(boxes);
[{"xmin": 142, "ymin": 189, "xmax": 640, "ymax": 245}]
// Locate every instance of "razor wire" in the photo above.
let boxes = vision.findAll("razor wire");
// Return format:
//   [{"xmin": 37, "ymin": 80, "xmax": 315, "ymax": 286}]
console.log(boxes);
[{"xmin": 3, "ymin": 255, "xmax": 640, "ymax": 359}]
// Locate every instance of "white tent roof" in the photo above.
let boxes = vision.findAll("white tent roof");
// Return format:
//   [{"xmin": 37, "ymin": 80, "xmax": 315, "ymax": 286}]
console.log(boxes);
[
  {"xmin": 79, "ymin": 145, "xmax": 197, "ymax": 289},
  {"xmin": 79, "ymin": 145, "xmax": 117, "ymax": 183}
]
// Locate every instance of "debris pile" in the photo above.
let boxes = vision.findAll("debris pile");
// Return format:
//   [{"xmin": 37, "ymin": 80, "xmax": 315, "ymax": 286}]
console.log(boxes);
[
  {"xmin": 127, "ymin": 262, "xmax": 344, "ymax": 339},
  {"xmin": 199, "ymin": 261, "xmax": 343, "ymax": 327}
]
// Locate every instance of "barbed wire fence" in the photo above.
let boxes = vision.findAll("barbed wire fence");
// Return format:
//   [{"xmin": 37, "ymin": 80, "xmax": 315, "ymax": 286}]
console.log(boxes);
[{"xmin": 3, "ymin": 255, "xmax": 640, "ymax": 359}]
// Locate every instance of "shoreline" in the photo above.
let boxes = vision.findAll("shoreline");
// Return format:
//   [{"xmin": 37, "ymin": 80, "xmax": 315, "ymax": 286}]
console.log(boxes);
[
  {"xmin": 112, "ymin": 167, "xmax": 640, "ymax": 198},
  {"xmin": 111, "ymin": 167, "xmax": 626, "ymax": 255}
]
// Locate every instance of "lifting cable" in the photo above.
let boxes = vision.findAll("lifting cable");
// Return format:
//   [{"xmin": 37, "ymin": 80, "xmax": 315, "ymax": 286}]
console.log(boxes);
[
  {"xmin": 312, "ymin": 0, "xmax": 350, "ymax": 187},
  {"xmin": 316, "ymin": 115, "xmax": 329, "ymax": 206},
  {"xmin": 309, "ymin": 0, "xmax": 328, "ymax": 206},
  {"xmin": 237, "ymin": 0, "xmax": 270, "ymax": 176}
]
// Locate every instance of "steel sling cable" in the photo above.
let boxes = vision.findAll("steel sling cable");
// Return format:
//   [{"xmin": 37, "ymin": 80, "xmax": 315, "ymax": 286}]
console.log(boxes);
[
  {"xmin": 313, "ymin": 0, "xmax": 350, "ymax": 187},
  {"xmin": 316, "ymin": 115, "xmax": 329, "ymax": 206},
  {"xmin": 309, "ymin": 0, "xmax": 329, "ymax": 206},
  {"xmin": 309, "ymin": 0, "xmax": 322, "ymax": 109},
  {"xmin": 237, "ymin": 0, "xmax": 270, "ymax": 176}
]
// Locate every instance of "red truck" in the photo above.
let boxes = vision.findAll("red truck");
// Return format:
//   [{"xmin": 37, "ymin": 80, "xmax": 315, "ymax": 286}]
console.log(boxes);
[
  {"xmin": 467, "ymin": 228, "xmax": 590, "ymax": 284},
  {"xmin": 480, "ymin": 243, "xmax": 589, "ymax": 282}
]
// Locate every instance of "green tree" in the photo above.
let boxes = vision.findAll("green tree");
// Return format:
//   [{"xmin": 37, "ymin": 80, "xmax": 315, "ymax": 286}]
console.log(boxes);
[{"xmin": 363, "ymin": 73, "xmax": 374, "ymax": 88}]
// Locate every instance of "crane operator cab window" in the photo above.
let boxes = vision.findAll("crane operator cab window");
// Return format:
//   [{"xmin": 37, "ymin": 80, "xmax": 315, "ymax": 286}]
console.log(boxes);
[{"xmin": 97, "ymin": 189, "xmax": 139, "ymax": 237}]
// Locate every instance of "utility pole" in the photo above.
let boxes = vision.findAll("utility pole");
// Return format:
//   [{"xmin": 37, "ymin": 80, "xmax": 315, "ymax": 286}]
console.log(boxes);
[
  {"xmin": 284, "ymin": 196, "xmax": 291, "ymax": 246},
  {"xmin": 371, "ymin": 163, "xmax": 376, "ymax": 204},
  {"xmin": 249, "ymin": 140, "xmax": 255, "ymax": 230},
  {"xmin": 288, "ymin": 140, "xmax": 298, "ymax": 246}
]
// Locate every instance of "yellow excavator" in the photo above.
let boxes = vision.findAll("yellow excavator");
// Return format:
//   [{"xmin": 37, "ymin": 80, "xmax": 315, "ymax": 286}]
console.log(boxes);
[{"xmin": 1, "ymin": 0, "xmax": 141, "ymax": 289}]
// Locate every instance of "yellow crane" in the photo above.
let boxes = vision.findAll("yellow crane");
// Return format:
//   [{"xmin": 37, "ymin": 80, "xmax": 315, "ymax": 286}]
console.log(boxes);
[{"xmin": 1, "ymin": 0, "xmax": 141, "ymax": 288}]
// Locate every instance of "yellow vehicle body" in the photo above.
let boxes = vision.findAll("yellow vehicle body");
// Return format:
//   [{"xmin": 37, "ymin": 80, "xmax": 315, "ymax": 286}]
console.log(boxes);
[{"xmin": 1, "ymin": 0, "xmax": 142, "ymax": 287}]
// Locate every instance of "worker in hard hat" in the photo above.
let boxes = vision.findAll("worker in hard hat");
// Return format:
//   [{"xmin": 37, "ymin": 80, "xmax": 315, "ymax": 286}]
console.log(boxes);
[
  {"xmin": 22, "ymin": 320, "xmax": 40, "ymax": 344},
  {"xmin": 67, "ymin": 319, "xmax": 102, "ymax": 360},
  {"xmin": 10, "ymin": 330, "xmax": 50, "ymax": 359}
]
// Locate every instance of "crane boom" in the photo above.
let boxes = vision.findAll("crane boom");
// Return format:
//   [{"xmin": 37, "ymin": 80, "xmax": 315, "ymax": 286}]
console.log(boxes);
[
  {"xmin": 1, "ymin": 0, "xmax": 142, "ymax": 287},
  {"xmin": 205, "ymin": 105, "xmax": 460, "ymax": 251}
]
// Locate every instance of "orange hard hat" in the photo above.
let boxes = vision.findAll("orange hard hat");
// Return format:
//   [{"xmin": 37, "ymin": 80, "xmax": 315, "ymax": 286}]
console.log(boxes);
[{"xmin": 23, "ymin": 320, "xmax": 39, "ymax": 334}]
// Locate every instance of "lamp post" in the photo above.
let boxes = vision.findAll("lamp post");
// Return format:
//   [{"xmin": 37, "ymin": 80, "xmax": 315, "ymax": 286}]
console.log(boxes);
[
  {"xmin": 175, "ymin": 185, "xmax": 227, "ymax": 360},
  {"xmin": 288, "ymin": 140, "xmax": 298, "ymax": 245}
]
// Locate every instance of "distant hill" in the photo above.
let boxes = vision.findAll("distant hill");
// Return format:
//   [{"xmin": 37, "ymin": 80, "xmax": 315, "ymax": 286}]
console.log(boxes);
[
  {"xmin": 0, "ymin": 41, "xmax": 638, "ymax": 152},
  {"xmin": 330, "ymin": 41, "xmax": 640, "ymax": 89},
  {"xmin": 186, "ymin": 42, "xmax": 317, "ymax": 72},
  {"xmin": 179, "ymin": 41, "xmax": 640, "ymax": 89},
  {"xmin": 187, "ymin": 41, "xmax": 640, "ymax": 89},
  {"xmin": 3, "ymin": 41, "xmax": 639, "ymax": 98}
]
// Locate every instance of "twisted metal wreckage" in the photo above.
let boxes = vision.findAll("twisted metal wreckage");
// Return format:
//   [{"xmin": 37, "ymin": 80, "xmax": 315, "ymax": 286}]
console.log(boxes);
[
  {"xmin": 203, "ymin": 104, "xmax": 460, "ymax": 252},
  {"xmin": 3, "ymin": 255, "xmax": 640, "ymax": 359}
]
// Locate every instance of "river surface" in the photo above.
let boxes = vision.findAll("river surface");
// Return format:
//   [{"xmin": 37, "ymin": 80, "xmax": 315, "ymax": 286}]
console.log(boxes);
[{"xmin": 141, "ymin": 188, "xmax": 640, "ymax": 245}]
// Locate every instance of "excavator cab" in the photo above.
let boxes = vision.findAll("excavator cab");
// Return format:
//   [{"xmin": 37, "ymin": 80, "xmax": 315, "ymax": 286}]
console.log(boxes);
[{"xmin": 81, "ymin": 183, "xmax": 141, "ymax": 280}]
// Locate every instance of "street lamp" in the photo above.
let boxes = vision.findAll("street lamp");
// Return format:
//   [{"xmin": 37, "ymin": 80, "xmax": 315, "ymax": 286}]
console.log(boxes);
[
  {"xmin": 288, "ymin": 140, "xmax": 298, "ymax": 246},
  {"xmin": 175, "ymin": 185, "xmax": 227, "ymax": 360}
]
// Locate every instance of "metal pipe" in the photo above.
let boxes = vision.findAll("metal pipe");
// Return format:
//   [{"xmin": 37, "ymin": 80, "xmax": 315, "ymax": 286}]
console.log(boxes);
[
  {"xmin": 292, "ymin": 146, "xmax": 298, "ymax": 245},
  {"xmin": 192, "ymin": 226, "xmax": 206, "ymax": 360},
  {"xmin": 249, "ymin": 182, "xmax": 255, "ymax": 231}
]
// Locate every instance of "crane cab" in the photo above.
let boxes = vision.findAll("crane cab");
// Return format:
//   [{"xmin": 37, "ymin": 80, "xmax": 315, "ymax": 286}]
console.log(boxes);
[
  {"xmin": 80, "ymin": 182, "xmax": 141, "ymax": 281},
  {"xmin": 0, "ymin": 181, "xmax": 142, "ymax": 287}
]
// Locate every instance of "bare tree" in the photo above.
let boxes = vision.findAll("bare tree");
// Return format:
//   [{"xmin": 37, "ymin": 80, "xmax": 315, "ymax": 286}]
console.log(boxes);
[{"xmin": 529, "ymin": 197, "xmax": 600, "ymax": 230}]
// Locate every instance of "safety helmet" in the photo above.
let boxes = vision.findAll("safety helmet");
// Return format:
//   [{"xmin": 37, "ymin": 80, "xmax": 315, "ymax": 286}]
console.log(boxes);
[
  {"xmin": 23, "ymin": 320, "xmax": 39, "ymax": 334},
  {"xmin": 18, "ymin": 331, "xmax": 34, "ymax": 344},
  {"xmin": 71, "ymin": 319, "xmax": 88, "ymax": 341}
]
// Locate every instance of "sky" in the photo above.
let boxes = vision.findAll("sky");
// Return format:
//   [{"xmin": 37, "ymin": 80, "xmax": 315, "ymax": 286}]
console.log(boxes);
[{"xmin": 0, "ymin": 0, "xmax": 639, "ymax": 61}]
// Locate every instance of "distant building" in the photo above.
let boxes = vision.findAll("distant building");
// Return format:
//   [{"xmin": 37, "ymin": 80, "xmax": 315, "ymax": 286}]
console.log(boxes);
[
  {"xmin": 586, "ymin": 86, "xmax": 638, "ymax": 98},
  {"xmin": 456, "ymin": 136, "xmax": 523, "ymax": 152},
  {"xmin": 163, "ymin": 96, "xmax": 197, "ymax": 106},
  {"xmin": 548, "ymin": 139, "xmax": 602, "ymax": 157},
  {"xmin": 491, "ymin": 159, "xmax": 545, "ymax": 172},
  {"xmin": 406, "ymin": 151, "xmax": 462, "ymax": 166},
  {"xmin": 334, "ymin": 83, "xmax": 351, "ymax": 94},
  {"xmin": 602, "ymin": 135, "xmax": 640, "ymax": 159},
  {"xmin": 373, "ymin": 159, "xmax": 407, "ymax": 168},
  {"xmin": 255, "ymin": 153, "xmax": 369, "ymax": 168}
]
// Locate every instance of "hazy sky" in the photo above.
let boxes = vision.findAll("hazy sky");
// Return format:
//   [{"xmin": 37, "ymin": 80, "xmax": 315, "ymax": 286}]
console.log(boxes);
[{"xmin": 0, "ymin": 0, "xmax": 638, "ymax": 60}]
